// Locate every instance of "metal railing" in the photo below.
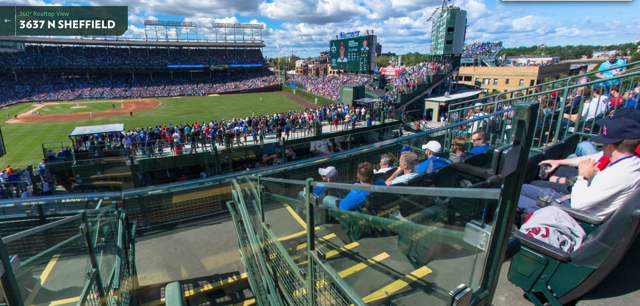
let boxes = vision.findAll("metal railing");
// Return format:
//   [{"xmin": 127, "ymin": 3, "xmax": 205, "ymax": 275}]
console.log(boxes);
[
  {"xmin": 446, "ymin": 66, "xmax": 640, "ymax": 150},
  {"xmin": 0, "ymin": 204, "xmax": 136, "ymax": 306}
]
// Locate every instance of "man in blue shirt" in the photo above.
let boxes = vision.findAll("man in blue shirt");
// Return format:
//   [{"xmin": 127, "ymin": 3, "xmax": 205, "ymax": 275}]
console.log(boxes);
[
  {"xmin": 469, "ymin": 130, "xmax": 491, "ymax": 155},
  {"xmin": 323, "ymin": 162, "xmax": 386, "ymax": 212},
  {"xmin": 296, "ymin": 166, "xmax": 339, "ymax": 214},
  {"xmin": 414, "ymin": 141, "xmax": 452, "ymax": 173},
  {"xmin": 596, "ymin": 53, "xmax": 627, "ymax": 87}
]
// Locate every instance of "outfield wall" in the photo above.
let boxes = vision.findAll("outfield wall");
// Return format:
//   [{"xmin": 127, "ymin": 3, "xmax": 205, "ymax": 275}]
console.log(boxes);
[{"xmin": 216, "ymin": 84, "xmax": 282, "ymax": 95}]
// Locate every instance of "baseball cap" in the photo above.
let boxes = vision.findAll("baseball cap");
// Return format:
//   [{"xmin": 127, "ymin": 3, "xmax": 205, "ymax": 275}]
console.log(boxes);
[
  {"xmin": 399, "ymin": 146, "xmax": 412, "ymax": 152},
  {"xmin": 590, "ymin": 119, "xmax": 640, "ymax": 144},
  {"xmin": 422, "ymin": 140, "xmax": 442, "ymax": 153},
  {"xmin": 340, "ymin": 41, "xmax": 345, "ymax": 48},
  {"xmin": 318, "ymin": 166, "xmax": 338, "ymax": 178},
  {"xmin": 597, "ymin": 108, "xmax": 640, "ymax": 126}
]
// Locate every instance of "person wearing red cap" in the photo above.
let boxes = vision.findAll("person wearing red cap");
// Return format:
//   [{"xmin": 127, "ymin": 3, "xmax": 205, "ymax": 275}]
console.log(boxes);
[{"xmin": 337, "ymin": 41, "xmax": 348, "ymax": 63}]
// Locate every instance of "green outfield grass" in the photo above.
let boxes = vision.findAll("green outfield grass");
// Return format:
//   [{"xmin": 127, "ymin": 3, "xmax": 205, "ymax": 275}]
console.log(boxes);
[
  {"xmin": 38, "ymin": 102, "xmax": 122, "ymax": 114},
  {"xmin": 0, "ymin": 93, "xmax": 303, "ymax": 168}
]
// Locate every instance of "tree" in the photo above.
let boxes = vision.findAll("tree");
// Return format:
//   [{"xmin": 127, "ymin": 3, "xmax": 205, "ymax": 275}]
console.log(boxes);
[{"xmin": 376, "ymin": 56, "xmax": 390, "ymax": 68}]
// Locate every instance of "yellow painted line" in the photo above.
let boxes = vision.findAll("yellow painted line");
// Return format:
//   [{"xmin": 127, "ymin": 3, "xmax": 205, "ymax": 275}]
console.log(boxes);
[
  {"xmin": 290, "ymin": 243, "xmax": 327, "ymax": 261},
  {"xmin": 25, "ymin": 253, "xmax": 61, "ymax": 306},
  {"xmin": 32, "ymin": 296, "xmax": 80, "ymax": 306},
  {"xmin": 283, "ymin": 204, "xmax": 307, "ymax": 229},
  {"xmin": 183, "ymin": 272, "xmax": 248, "ymax": 297},
  {"xmin": 297, "ymin": 242, "xmax": 360, "ymax": 266},
  {"xmin": 288, "ymin": 233, "xmax": 336, "ymax": 252},
  {"xmin": 293, "ymin": 252, "xmax": 392, "ymax": 299},
  {"xmin": 338, "ymin": 252, "xmax": 390, "ymax": 278},
  {"xmin": 362, "ymin": 266, "xmax": 433, "ymax": 303},
  {"xmin": 277, "ymin": 227, "xmax": 320, "ymax": 241},
  {"xmin": 146, "ymin": 272, "xmax": 250, "ymax": 306},
  {"xmin": 234, "ymin": 298, "xmax": 256, "ymax": 306}
]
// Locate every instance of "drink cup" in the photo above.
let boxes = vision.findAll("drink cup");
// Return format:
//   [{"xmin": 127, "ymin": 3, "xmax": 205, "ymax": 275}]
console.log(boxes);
[
  {"xmin": 536, "ymin": 188, "xmax": 555, "ymax": 208},
  {"xmin": 539, "ymin": 164, "xmax": 552, "ymax": 180}
]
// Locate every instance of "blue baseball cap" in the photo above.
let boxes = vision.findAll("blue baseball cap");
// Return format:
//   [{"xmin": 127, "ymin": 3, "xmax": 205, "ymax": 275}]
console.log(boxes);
[
  {"xmin": 399, "ymin": 146, "xmax": 412, "ymax": 152},
  {"xmin": 590, "ymin": 119, "xmax": 640, "ymax": 144}
]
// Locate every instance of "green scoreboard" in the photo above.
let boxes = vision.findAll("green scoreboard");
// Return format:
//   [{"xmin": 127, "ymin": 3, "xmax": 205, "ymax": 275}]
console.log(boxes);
[
  {"xmin": 329, "ymin": 35, "xmax": 376, "ymax": 72},
  {"xmin": 430, "ymin": 8, "xmax": 467, "ymax": 56}
]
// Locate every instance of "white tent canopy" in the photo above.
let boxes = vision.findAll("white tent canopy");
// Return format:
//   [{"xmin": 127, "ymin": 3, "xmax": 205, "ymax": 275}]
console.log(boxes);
[{"xmin": 69, "ymin": 123, "xmax": 124, "ymax": 137}]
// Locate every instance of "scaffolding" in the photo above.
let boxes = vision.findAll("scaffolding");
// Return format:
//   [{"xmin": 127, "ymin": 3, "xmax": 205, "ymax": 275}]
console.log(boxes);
[
  {"xmin": 211, "ymin": 23, "xmax": 264, "ymax": 43},
  {"xmin": 144, "ymin": 20, "xmax": 199, "ymax": 42}
]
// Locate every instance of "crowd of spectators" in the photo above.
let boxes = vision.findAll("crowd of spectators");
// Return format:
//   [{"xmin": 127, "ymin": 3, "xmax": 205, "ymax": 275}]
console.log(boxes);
[
  {"xmin": 462, "ymin": 42, "xmax": 503, "ymax": 59},
  {"xmin": 288, "ymin": 74, "xmax": 371, "ymax": 101},
  {"xmin": 0, "ymin": 46, "xmax": 264, "ymax": 66},
  {"xmin": 0, "ymin": 70, "xmax": 278, "ymax": 103}
]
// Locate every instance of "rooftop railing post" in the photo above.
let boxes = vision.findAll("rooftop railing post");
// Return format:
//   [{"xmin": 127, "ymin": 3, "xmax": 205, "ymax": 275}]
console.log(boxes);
[
  {"xmin": 480, "ymin": 101, "xmax": 538, "ymax": 304},
  {"xmin": 80, "ymin": 212, "xmax": 107, "ymax": 303},
  {"xmin": 0, "ymin": 238, "xmax": 24, "ymax": 306},
  {"xmin": 305, "ymin": 177, "xmax": 316, "ymax": 306}
]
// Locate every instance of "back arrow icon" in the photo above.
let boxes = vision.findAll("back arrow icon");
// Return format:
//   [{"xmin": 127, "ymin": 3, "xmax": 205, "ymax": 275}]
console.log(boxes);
[{"xmin": 4, "ymin": 19, "xmax": 10, "ymax": 23}]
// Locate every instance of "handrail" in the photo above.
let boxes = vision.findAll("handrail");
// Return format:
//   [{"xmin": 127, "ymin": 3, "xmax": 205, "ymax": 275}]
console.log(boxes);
[
  {"xmin": 308, "ymin": 181, "xmax": 501, "ymax": 199},
  {"xmin": 450, "ymin": 59, "xmax": 640, "ymax": 109}
]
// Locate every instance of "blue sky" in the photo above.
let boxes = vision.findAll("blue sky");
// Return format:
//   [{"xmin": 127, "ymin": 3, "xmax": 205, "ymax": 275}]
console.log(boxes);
[{"xmin": 3, "ymin": 0, "xmax": 639, "ymax": 58}]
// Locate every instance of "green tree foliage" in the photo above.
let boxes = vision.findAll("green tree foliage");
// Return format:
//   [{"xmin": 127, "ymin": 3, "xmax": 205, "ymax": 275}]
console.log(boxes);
[
  {"xmin": 499, "ymin": 43, "xmax": 637, "ymax": 61},
  {"xmin": 375, "ymin": 53, "xmax": 434, "ymax": 68}
]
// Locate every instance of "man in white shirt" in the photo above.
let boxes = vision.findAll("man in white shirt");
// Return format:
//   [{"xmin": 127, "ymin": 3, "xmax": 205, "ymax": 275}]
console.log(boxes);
[
  {"xmin": 311, "ymin": 139, "xmax": 334, "ymax": 155},
  {"xmin": 385, "ymin": 151, "xmax": 420, "ymax": 186},
  {"xmin": 374, "ymin": 154, "xmax": 397, "ymax": 174},
  {"xmin": 563, "ymin": 88, "xmax": 609, "ymax": 123},
  {"xmin": 518, "ymin": 118, "xmax": 640, "ymax": 217}
]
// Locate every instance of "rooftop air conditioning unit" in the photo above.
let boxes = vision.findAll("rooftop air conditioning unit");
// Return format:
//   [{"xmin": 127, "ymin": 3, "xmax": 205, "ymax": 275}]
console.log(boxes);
[{"xmin": 444, "ymin": 92, "xmax": 450, "ymax": 97}]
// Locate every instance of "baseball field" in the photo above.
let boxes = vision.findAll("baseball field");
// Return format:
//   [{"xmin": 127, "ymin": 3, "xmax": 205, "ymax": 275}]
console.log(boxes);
[{"xmin": 0, "ymin": 92, "xmax": 315, "ymax": 168}]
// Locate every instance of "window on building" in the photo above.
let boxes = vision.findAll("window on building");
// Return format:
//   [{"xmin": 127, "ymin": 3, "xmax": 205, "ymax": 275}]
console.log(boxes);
[
  {"xmin": 530, "ymin": 80, "xmax": 535, "ymax": 86},
  {"xmin": 493, "ymin": 79, "xmax": 499, "ymax": 85},
  {"xmin": 447, "ymin": 27, "xmax": 454, "ymax": 33},
  {"xmin": 519, "ymin": 79, "xmax": 524, "ymax": 86},
  {"xmin": 475, "ymin": 78, "xmax": 480, "ymax": 84},
  {"xmin": 483, "ymin": 78, "xmax": 491, "ymax": 85},
  {"xmin": 464, "ymin": 76, "xmax": 472, "ymax": 81},
  {"xmin": 446, "ymin": 40, "xmax": 453, "ymax": 45},
  {"xmin": 505, "ymin": 79, "xmax": 510, "ymax": 85}
]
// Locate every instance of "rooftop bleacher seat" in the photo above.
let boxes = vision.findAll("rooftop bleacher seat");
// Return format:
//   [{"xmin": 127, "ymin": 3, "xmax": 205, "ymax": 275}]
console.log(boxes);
[{"xmin": 508, "ymin": 188, "xmax": 640, "ymax": 305}]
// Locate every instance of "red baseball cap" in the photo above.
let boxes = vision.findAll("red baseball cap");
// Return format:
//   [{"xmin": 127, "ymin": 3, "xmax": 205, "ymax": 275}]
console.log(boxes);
[{"xmin": 340, "ymin": 41, "xmax": 345, "ymax": 47}]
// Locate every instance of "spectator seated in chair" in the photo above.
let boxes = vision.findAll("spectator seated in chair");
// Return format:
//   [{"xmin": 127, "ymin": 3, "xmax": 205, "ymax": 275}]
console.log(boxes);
[
  {"xmin": 518, "ymin": 118, "xmax": 640, "ymax": 217},
  {"xmin": 322, "ymin": 162, "xmax": 386, "ymax": 212},
  {"xmin": 385, "ymin": 151, "xmax": 420, "ymax": 186},
  {"xmin": 469, "ymin": 130, "xmax": 491, "ymax": 155},
  {"xmin": 449, "ymin": 136, "xmax": 471, "ymax": 163},
  {"xmin": 414, "ymin": 140, "xmax": 452, "ymax": 174},
  {"xmin": 536, "ymin": 109, "xmax": 640, "ymax": 193},
  {"xmin": 374, "ymin": 154, "xmax": 397, "ymax": 174},
  {"xmin": 296, "ymin": 166, "xmax": 339, "ymax": 213}
]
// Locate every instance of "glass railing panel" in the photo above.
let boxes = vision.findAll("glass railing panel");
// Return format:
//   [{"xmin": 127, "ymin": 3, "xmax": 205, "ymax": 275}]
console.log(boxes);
[
  {"xmin": 3, "ymin": 214, "xmax": 89, "ymax": 305},
  {"xmin": 307, "ymin": 182, "xmax": 500, "ymax": 305},
  {"xmin": 86, "ymin": 207, "xmax": 119, "ymax": 288},
  {"xmin": 257, "ymin": 177, "xmax": 311, "ymax": 263}
]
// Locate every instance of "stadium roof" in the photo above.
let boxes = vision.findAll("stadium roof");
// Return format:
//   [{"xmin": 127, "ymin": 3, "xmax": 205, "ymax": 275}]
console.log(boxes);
[
  {"xmin": 424, "ymin": 90, "xmax": 482, "ymax": 103},
  {"xmin": 69, "ymin": 124, "xmax": 124, "ymax": 137},
  {"xmin": 0, "ymin": 36, "xmax": 265, "ymax": 48}
]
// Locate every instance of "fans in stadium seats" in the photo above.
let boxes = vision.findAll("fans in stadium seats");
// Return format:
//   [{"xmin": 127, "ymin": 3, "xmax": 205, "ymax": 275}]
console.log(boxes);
[
  {"xmin": 322, "ymin": 162, "xmax": 386, "ymax": 211},
  {"xmin": 449, "ymin": 136, "xmax": 471, "ymax": 162},
  {"xmin": 414, "ymin": 141, "xmax": 452, "ymax": 173},
  {"xmin": 518, "ymin": 118, "xmax": 640, "ymax": 217},
  {"xmin": 385, "ymin": 151, "xmax": 420, "ymax": 185},
  {"xmin": 469, "ymin": 130, "xmax": 491, "ymax": 155},
  {"xmin": 374, "ymin": 154, "xmax": 397, "ymax": 174}
]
